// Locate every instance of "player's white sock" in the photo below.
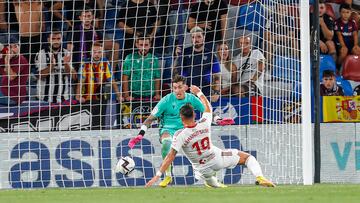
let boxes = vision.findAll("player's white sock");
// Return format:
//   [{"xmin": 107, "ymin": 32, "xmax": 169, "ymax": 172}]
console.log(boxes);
[{"xmin": 245, "ymin": 155, "xmax": 264, "ymax": 177}]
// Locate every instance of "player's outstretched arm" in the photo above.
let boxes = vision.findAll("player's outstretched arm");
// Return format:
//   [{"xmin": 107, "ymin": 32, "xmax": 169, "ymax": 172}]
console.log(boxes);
[
  {"xmin": 190, "ymin": 85, "xmax": 212, "ymax": 113},
  {"xmin": 128, "ymin": 115, "xmax": 158, "ymax": 149},
  {"xmin": 145, "ymin": 148, "xmax": 177, "ymax": 187}
]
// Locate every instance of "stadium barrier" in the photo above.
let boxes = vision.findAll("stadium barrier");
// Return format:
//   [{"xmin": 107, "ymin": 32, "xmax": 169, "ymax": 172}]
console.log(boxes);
[{"xmin": 0, "ymin": 125, "xmax": 303, "ymax": 189}]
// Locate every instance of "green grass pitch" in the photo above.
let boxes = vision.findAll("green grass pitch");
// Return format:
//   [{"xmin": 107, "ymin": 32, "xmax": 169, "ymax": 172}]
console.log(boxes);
[{"xmin": 0, "ymin": 184, "xmax": 359, "ymax": 203}]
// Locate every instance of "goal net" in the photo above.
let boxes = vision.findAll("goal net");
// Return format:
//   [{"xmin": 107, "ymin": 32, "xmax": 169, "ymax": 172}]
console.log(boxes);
[{"xmin": 0, "ymin": 0, "xmax": 311, "ymax": 188}]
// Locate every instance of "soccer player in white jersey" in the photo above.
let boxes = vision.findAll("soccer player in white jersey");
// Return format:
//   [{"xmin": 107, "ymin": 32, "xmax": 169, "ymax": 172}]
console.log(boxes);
[
  {"xmin": 128, "ymin": 75, "xmax": 234, "ymax": 187},
  {"xmin": 145, "ymin": 85, "xmax": 275, "ymax": 188}
]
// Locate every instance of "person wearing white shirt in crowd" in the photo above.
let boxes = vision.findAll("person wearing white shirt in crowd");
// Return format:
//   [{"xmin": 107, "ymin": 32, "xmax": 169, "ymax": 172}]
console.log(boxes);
[
  {"xmin": 35, "ymin": 29, "xmax": 77, "ymax": 103},
  {"xmin": 216, "ymin": 43, "xmax": 237, "ymax": 96},
  {"xmin": 233, "ymin": 36, "xmax": 265, "ymax": 97}
]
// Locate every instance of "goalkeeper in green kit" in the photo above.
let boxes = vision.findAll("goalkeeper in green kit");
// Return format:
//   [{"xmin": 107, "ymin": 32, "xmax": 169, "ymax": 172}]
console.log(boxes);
[{"xmin": 128, "ymin": 75, "xmax": 234, "ymax": 187}]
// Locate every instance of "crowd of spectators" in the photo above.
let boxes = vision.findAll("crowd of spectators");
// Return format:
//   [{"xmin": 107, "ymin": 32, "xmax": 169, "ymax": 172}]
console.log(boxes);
[
  {"xmin": 0, "ymin": 0, "xmax": 358, "ymax": 126},
  {"xmin": 313, "ymin": 0, "xmax": 360, "ymax": 96},
  {"xmin": 0, "ymin": 0, "xmax": 267, "ymax": 107}
]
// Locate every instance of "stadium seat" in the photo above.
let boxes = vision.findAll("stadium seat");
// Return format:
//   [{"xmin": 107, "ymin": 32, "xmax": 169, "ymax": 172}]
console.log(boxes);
[
  {"xmin": 342, "ymin": 55, "xmax": 360, "ymax": 82},
  {"xmin": 104, "ymin": 8, "xmax": 117, "ymax": 30},
  {"xmin": 319, "ymin": 54, "xmax": 336, "ymax": 78},
  {"xmin": 272, "ymin": 56, "xmax": 300, "ymax": 82},
  {"xmin": 336, "ymin": 76, "xmax": 353, "ymax": 96},
  {"xmin": 236, "ymin": 2, "xmax": 265, "ymax": 32},
  {"xmin": 104, "ymin": 8, "xmax": 124, "ymax": 41}
]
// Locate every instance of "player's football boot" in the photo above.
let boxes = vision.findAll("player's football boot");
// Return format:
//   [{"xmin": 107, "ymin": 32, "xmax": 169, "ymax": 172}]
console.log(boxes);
[
  {"xmin": 204, "ymin": 176, "xmax": 227, "ymax": 188},
  {"xmin": 159, "ymin": 176, "xmax": 172, "ymax": 187},
  {"xmin": 255, "ymin": 176, "xmax": 276, "ymax": 187},
  {"xmin": 205, "ymin": 182, "xmax": 228, "ymax": 188}
]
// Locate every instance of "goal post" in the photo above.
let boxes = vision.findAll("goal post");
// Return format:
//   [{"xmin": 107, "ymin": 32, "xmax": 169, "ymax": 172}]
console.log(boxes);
[{"xmin": 300, "ymin": 0, "xmax": 314, "ymax": 186}]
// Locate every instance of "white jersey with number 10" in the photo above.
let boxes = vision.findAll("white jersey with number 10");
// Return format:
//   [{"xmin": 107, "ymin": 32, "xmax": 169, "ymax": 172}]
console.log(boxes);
[{"xmin": 171, "ymin": 112, "xmax": 216, "ymax": 170}]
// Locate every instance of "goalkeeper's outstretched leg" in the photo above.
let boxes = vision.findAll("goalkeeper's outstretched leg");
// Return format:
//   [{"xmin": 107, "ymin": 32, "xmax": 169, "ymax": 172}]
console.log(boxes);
[{"xmin": 159, "ymin": 132, "xmax": 173, "ymax": 187}]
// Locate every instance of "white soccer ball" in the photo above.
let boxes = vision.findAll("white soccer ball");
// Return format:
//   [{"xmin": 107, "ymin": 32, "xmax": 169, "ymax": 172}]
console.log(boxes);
[{"xmin": 115, "ymin": 156, "xmax": 135, "ymax": 176}]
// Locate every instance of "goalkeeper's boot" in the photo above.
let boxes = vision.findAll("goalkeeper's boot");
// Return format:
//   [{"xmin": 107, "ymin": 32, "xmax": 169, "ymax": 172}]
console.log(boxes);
[
  {"xmin": 255, "ymin": 176, "xmax": 276, "ymax": 187},
  {"xmin": 159, "ymin": 176, "xmax": 172, "ymax": 188},
  {"xmin": 204, "ymin": 176, "xmax": 227, "ymax": 188}
]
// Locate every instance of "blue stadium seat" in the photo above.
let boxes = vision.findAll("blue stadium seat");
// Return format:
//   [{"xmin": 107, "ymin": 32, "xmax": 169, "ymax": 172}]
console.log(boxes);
[
  {"xmin": 236, "ymin": 2, "xmax": 265, "ymax": 31},
  {"xmin": 336, "ymin": 76, "xmax": 353, "ymax": 96},
  {"xmin": 105, "ymin": 8, "xmax": 117, "ymax": 30},
  {"xmin": 104, "ymin": 8, "xmax": 124, "ymax": 41},
  {"xmin": 319, "ymin": 54, "xmax": 336, "ymax": 78},
  {"xmin": 272, "ymin": 56, "xmax": 300, "ymax": 82}
]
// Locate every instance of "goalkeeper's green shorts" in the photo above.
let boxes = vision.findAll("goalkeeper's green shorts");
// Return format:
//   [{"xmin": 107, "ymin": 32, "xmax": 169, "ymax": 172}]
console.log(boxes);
[{"xmin": 159, "ymin": 128, "xmax": 177, "ymax": 138}]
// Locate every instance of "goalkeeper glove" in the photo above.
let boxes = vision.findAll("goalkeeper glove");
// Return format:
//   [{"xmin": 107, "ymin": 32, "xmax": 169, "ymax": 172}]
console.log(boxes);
[
  {"xmin": 128, "ymin": 129, "xmax": 145, "ymax": 149},
  {"xmin": 215, "ymin": 117, "xmax": 235, "ymax": 126}
]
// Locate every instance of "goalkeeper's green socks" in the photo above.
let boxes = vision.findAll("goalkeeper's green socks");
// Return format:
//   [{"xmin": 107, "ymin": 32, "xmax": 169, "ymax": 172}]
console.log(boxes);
[{"xmin": 161, "ymin": 137, "xmax": 172, "ymax": 177}]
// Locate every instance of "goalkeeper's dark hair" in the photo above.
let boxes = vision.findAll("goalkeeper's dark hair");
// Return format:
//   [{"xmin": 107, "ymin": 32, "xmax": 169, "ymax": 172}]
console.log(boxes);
[
  {"xmin": 172, "ymin": 75, "xmax": 187, "ymax": 84},
  {"xmin": 180, "ymin": 103, "xmax": 194, "ymax": 120}
]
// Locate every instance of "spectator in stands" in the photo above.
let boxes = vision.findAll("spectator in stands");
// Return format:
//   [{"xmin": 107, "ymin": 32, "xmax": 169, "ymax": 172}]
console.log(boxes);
[
  {"xmin": 174, "ymin": 26, "xmax": 221, "ymax": 102},
  {"xmin": 320, "ymin": 70, "xmax": 344, "ymax": 96},
  {"xmin": 0, "ymin": 0, "xmax": 6, "ymax": 31},
  {"xmin": 67, "ymin": 7, "xmax": 101, "ymax": 71},
  {"xmin": 76, "ymin": 42, "xmax": 122, "ymax": 127},
  {"xmin": 233, "ymin": 35, "xmax": 265, "ymax": 97},
  {"xmin": 335, "ymin": 3, "xmax": 360, "ymax": 68},
  {"xmin": 13, "ymin": 1, "xmax": 44, "ymax": 74},
  {"xmin": 326, "ymin": 0, "xmax": 353, "ymax": 18},
  {"xmin": 50, "ymin": 0, "xmax": 104, "ymax": 29},
  {"xmin": 122, "ymin": 34, "xmax": 161, "ymax": 101},
  {"xmin": 188, "ymin": 0, "xmax": 228, "ymax": 50},
  {"xmin": 35, "ymin": 29, "xmax": 77, "ymax": 103},
  {"xmin": 216, "ymin": 43, "xmax": 237, "ymax": 96},
  {"xmin": 67, "ymin": 7, "xmax": 120, "ymax": 71},
  {"xmin": 117, "ymin": 0, "xmax": 159, "ymax": 59},
  {"xmin": 351, "ymin": 0, "xmax": 360, "ymax": 38},
  {"xmin": 0, "ymin": 37, "xmax": 29, "ymax": 105},
  {"xmin": 264, "ymin": 3, "xmax": 299, "ymax": 62},
  {"xmin": 3, "ymin": 2, "xmax": 18, "ymax": 37},
  {"xmin": 319, "ymin": 0, "xmax": 337, "ymax": 61},
  {"xmin": 168, "ymin": 0, "xmax": 196, "ymax": 44},
  {"xmin": 76, "ymin": 42, "xmax": 122, "ymax": 103}
]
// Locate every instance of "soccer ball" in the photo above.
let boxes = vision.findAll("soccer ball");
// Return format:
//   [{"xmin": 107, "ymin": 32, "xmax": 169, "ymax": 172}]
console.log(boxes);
[{"xmin": 115, "ymin": 156, "xmax": 135, "ymax": 176}]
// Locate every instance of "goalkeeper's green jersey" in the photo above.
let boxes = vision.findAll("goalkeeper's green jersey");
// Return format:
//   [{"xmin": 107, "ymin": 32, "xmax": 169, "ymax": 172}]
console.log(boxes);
[{"xmin": 151, "ymin": 92, "xmax": 205, "ymax": 135}]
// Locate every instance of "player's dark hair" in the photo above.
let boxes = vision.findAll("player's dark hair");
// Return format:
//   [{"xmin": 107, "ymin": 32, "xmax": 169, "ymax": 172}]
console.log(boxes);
[
  {"xmin": 339, "ymin": 3, "xmax": 351, "ymax": 12},
  {"xmin": 322, "ymin": 70, "xmax": 335, "ymax": 78},
  {"xmin": 180, "ymin": 103, "xmax": 194, "ymax": 120},
  {"xmin": 319, "ymin": 0, "xmax": 326, "ymax": 4},
  {"xmin": 172, "ymin": 75, "xmax": 187, "ymax": 84}
]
